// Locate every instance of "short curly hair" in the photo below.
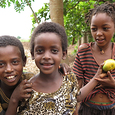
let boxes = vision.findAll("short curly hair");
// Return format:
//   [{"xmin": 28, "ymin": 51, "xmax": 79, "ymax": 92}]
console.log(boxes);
[
  {"xmin": 30, "ymin": 22, "xmax": 67, "ymax": 55},
  {"xmin": 0, "ymin": 35, "xmax": 26, "ymax": 62},
  {"xmin": 85, "ymin": 2, "xmax": 115, "ymax": 26}
]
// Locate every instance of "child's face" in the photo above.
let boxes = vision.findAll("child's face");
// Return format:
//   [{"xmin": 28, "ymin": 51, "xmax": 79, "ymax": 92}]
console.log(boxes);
[
  {"xmin": 32, "ymin": 32, "xmax": 67, "ymax": 75},
  {"xmin": 90, "ymin": 13, "xmax": 115, "ymax": 46},
  {"xmin": 0, "ymin": 45, "xmax": 25, "ymax": 87}
]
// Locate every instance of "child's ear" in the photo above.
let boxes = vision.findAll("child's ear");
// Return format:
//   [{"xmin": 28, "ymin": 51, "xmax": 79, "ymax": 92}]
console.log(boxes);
[
  {"xmin": 23, "ymin": 56, "xmax": 27, "ymax": 67},
  {"xmin": 62, "ymin": 50, "xmax": 67, "ymax": 60}
]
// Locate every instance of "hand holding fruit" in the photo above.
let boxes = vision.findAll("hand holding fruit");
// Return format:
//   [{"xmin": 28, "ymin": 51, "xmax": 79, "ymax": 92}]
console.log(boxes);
[
  {"xmin": 95, "ymin": 71, "xmax": 115, "ymax": 88},
  {"xmin": 94, "ymin": 59, "xmax": 115, "ymax": 88}
]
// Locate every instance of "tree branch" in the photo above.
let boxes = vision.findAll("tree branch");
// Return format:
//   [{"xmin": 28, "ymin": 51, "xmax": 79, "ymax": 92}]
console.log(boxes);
[{"xmin": 25, "ymin": 0, "xmax": 39, "ymax": 24}]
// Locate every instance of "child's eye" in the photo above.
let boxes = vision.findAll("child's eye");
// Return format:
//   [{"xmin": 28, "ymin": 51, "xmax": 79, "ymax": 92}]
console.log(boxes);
[
  {"xmin": 51, "ymin": 49, "xmax": 58, "ymax": 53},
  {"xmin": 103, "ymin": 27, "xmax": 109, "ymax": 31},
  {"xmin": 12, "ymin": 60, "xmax": 19, "ymax": 65},
  {"xmin": 36, "ymin": 49, "xmax": 43, "ymax": 53},
  {"xmin": 91, "ymin": 28, "xmax": 97, "ymax": 31},
  {"xmin": 0, "ymin": 62, "xmax": 4, "ymax": 67}
]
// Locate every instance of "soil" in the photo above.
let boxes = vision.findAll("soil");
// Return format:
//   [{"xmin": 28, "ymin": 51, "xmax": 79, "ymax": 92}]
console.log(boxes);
[{"xmin": 22, "ymin": 42, "xmax": 76, "ymax": 74}]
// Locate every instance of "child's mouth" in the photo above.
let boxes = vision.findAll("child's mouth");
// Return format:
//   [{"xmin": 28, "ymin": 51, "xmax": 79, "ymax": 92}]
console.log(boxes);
[{"xmin": 6, "ymin": 76, "xmax": 15, "ymax": 80}]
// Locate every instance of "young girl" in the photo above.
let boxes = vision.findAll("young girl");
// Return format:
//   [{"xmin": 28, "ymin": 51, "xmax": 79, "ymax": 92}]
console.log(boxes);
[
  {"xmin": 73, "ymin": 2, "xmax": 115, "ymax": 115},
  {"xmin": 0, "ymin": 35, "xmax": 34, "ymax": 115},
  {"xmin": 6, "ymin": 22, "xmax": 108, "ymax": 115}
]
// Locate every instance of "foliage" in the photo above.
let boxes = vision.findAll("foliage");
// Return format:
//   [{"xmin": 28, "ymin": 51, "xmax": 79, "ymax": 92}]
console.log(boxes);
[
  {"xmin": 17, "ymin": 36, "xmax": 21, "ymax": 39},
  {"xmin": 63, "ymin": 0, "xmax": 95, "ymax": 45},
  {"xmin": 111, "ymin": 37, "xmax": 115, "ymax": 42},
  {"xmin": 63, "ymin": 0, "xmax": 115, "ymax": 45},
  {"xmin": 72, "ymin": 44, "xmax": 78, "ymax": 55},
  {"xmin": 1, "ymin": 0, "xmax": 115, "ymax": 45},
  {"xmin": 30, "ymin": 0, "xmax": 115, "ymax": 45},
  {"xmin": 30, "ymin": 3, "xmax": 50, "ymax": 33},
  {"xmin": 0, "ymin": 0, "xmax": 35, "ymax": 12}
]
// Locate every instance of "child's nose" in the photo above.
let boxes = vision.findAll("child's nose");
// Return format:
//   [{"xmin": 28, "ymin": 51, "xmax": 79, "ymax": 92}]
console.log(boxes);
[
  {"xmin": 96, "ymin": 30, "xmax": 103, "ymax": 36},
  {"xmin": 43, "ymin": 51, "xmax": 51, "ymax": 60},
  {"xmin": 5, "ymin": 64, "xmax": 13, "ymax": 73}
]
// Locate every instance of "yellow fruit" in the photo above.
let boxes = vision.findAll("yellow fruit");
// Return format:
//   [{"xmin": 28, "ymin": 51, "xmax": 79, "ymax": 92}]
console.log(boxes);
[{"xmin": 103, "ymin": 59, "xmax": 115, "ymax": 72}]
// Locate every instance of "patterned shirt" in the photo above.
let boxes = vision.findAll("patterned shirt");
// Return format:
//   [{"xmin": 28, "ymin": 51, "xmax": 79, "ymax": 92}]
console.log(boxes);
[
  {"xmin": 73, "ymin": 42, "xmax": 115, "ymax": 102},
  {"xmin": 18, "ymin": 73, "xmax": 79, "ymax": 115}
]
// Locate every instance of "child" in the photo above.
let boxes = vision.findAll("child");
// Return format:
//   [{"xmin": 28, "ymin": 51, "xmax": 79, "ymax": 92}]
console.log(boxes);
[
  {"xmin": 6, "ymin": 22, "xmax": 108, "ymax": 115},
  {"xmin": 73, "ymin": 2, "xmax": 115, "ymax": 115},
  {"xmin": 0, "ymin": 35, "xmax": 34, "ymax": 115}
]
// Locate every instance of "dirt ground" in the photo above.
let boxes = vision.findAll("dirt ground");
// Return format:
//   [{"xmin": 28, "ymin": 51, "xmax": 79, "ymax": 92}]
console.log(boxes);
[{"xmin": 22, "ymin": 42, "xmax": 76, "ymax": 74}]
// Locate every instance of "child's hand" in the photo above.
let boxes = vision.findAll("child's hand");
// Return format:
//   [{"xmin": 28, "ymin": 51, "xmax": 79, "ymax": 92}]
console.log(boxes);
[
  {"xmin": 93, "ymin": 64, "xmax": 107, "ymax": 79},
  {"xmin": 11, "ymin": 79, "xmax": 32, "ymax": 102},
  {"xmin": 5, "ymin": 79, "xmax": 33, "ymax": 115},
  {"xmin": 95, "ymin": 71, "xmax": 115, "ymax": 88},
  {"xmin": 58, "ymin": 63, "xmax": 71, "ymax": 75}
]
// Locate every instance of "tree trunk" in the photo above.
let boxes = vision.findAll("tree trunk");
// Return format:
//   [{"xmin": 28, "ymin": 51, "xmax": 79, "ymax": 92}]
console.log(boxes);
[
  {"xmin": 50, "ymin": 0, "xmax": 64, "ymax": 26},
  {"xmin": 50, "ymin": 0, "xmax": 69, "ymax": 65},
  {"xmin": 72, "ymin": 37, "xmax": 75, "ymax": 45},
  {"xmin": 78, "ymin": 38, "xmax": 81, "ymax": 46},
  {"xmin": 81, "ymin": 32, "xmax": 88, "ymax": 44},
  {"xmin": 84, "ymin": 32, "xmax": 88, "ymax": 43}
]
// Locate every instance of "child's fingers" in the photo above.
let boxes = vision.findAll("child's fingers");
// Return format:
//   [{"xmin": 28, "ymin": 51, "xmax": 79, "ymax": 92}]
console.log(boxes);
[
  {"xmin": 21, "ymin": 79, "xmax": 32, "ymax": 89},
  {"xmin": 59, "ymin": 63, "xmax": 71, "ymax": 75},
  {"xmin": 98, "ymin": 63, "xmax": 104, "ymax": 70},
  {"xmin": 23, "ymin": 82, "xmax": 32, "ymax": 89},
  {"xmin": 94, "ymin": 77, "xmax": 103, "ymax": 82},
  {"xmin": 95, "ymin": 84, "xmax": 103, "ymax": 89},
  {"xmin": 25, "ymin": 88, "xmax": 33, "ymax": 93},
  {"xmin": 19, "ymin": 80, "xmax": 33, "ymax": 94},
  {"xmin": 22, "ymin": 88, "xmax": 33, "ymax": 98},
  {"xmin": 63, "ymin": 67, "xmax": 67, "ymax": 75},
  {"xmin": 63, "ymin": 65, "xmax": 71, "ymax": 75},
  {"xmin": 20, "ymin": 79, "xmax": 28, "ymax": 85},
  {"xmin": 99, "ymin": 73, "xmax": 107, "ymax": 78},
  {"xmin": 107, "ymin": 71, "xmax": 113, "ymax": 80},
  {"xmin": 24, "ymin": 93, "xmax": 31, "ymax": 98}
]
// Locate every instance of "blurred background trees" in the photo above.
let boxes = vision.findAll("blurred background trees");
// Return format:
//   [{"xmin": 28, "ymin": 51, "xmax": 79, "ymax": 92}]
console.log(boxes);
[
  {"xmin": 30, "ymin": 0, "xmax": 115, "ymax": 47},
  {"xmin": 1, "ymin": 0, "xmax": 115, "ymax": 47}
]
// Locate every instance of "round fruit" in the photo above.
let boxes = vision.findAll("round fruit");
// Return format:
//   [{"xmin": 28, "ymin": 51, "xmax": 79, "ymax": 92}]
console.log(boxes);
[{"xmin": 103, "ymin": 59, "xmax": 115, "ymax": 72}]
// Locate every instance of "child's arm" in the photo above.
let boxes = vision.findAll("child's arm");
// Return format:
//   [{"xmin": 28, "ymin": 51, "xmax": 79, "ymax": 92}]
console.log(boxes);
[
  {"xmin": 5, "ymin": 79, "xmax": 32, "ymax": 115},
  {"xmin": 77, "ymin": 64, "xmax": 107, "ymax": 102}
]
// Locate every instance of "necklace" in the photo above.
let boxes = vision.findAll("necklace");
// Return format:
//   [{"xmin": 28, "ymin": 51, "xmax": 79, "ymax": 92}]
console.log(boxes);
[{"xmin": 97, "ymin": 44, "xmax": 104, "ymax": 54}]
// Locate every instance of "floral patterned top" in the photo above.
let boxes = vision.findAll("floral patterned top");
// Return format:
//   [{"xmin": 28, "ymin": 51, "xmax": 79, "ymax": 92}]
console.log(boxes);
[{"xmin": 18, "ymin": 73, "xmax": 79, "ymax": 115}]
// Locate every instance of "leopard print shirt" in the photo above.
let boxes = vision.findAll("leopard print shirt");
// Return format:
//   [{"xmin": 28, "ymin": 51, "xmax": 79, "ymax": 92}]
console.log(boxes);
[{"xmin": 18, "ymin": 73, "xmax": 79, "ymax": 115}]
